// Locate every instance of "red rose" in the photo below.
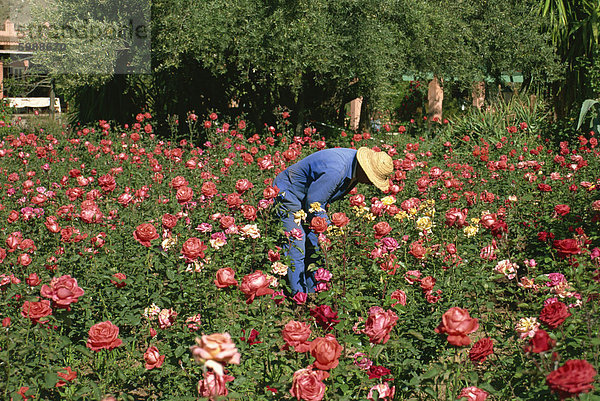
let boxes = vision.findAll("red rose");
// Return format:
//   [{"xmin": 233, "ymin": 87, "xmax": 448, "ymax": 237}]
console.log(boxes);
[
  {"xmin": 546, "ymin": 359, "xmax": 597, "ymax": 399},
  {"xmin": 176, "ymin": 186, "xmax": 194, "ymax": 203},
  {"xmin": 367, "ymin": 365, "xmax": 392, "ymax": 379},
  {"xmin": 362, "ymin": 307, "xmax": 398, "ymax": 344},
  {"xmin": 201, "ymin": 181, "xmax": 218, "ymax": 197},
  {"xmin": 349, "ymin": 194, "xmax": 366, "ymax": 207},
  {"xmin": 331, "ymin": 212, "xmax": 350, "ymax": 228},
  {"xmin": 435, "ymin": 307, "xmax": 479, "ymax": 346},
  {"xmin": 537, "ymin": 183, "xmax": 552, "ymax": 192},
  {"xmin": 241, "ymin": 204, "xmax": 257, "ymax": 221},
  {"xmin": 133, "ymin": 223, "xmax": 159, "ymax": 247},
  {"xmin": 539, "ymin": 301, "xmax": 571, "ymax": 329},
  {"xmin": 110, "ymin": 273, "xmax": 127, "ymax": 288},
  {"xmin": 554, "ymin": 204, "xmax": 570, "ymax": 216},
  {"xmin": 309, "ymin": 217, "xmax": 328, "ymax": 234},
  {"xmin": 400, "ymin": 197, "xmax": 421, "ymax": 211},
  {"xmin": 220, "ymin": 215, "xmax": 236, "ymax": 229},
  {"xmin": 469, "ymin": 337, "xmax": 494, "ymax": 363},
  {"xmin": 282, "ymin": 320, "xmax": 312, "ymax": 352},
  {"xmin": 226, "ymin": 193, "xmax": 244, "ymax": 209},
  {"xmin": 182, "ymin": 237, "xmax": 208, "ymax": 260},
  {"xmin": 290, "ymin": 367, "xmax": 328, "ymax": 401},
  {"xmin": 373, "ymin": 221, "xmax": 392, "ymax": 239},
  {"xmin": 310, "ymin": 334, "xmax": 342, "ymax": 370},
  {"xmin": 480, "ymin": 213, "xmax": 497, "ymax": 229},
  {"xmin": 419, "ymin": 276, "xmax": 436, "ymax": 292},
  {"xmin": 169, "ymin": 176, "xmax": 188, "ymax": 189},
  {"xmin": 524, "ymin": 329, "xmax": 556, "ymax": 353},
  {"xmin": 214, "ymin": 267, "xmax": 238, "ymax": 288},
  {"xmin": 45, "ymin": 216, "xmax": 61, "ymax": 233},
  {"xmin": 86, "ymin": 321, "xmax": 123, "ymax": 351},
  {"xmin": 56, "ymin": 366, "xmax": 77, "ymax": 387},
  {"xmin": 98, "ymin": 174, "xmax": 116, "ymax": 192},
  {"xmin": 445, "ymin": 208, "xmax": 468, "ymax": 228},
  {"xmin": 263, "ymin": 185, "xmax": 279, "ymax": 200},
  {"xmin": 21, "ymin": 299, "xmax": 52, "ymax": 323},
  {"xmin": 240, "ymin": 271, "xmax": 274, "ymax": 304},
  {"xmin": 310, "ymin": 305, "xmax": 340, "ymax": 330},
  {"xmin": 40, "ymin": 274, "xmax": 85, "ymax": 310},
  {"xmin": 26, "ymin": 273, "xmax": 41, "ymax": 286},
  {"xmin": 553, "ymin": 238, "xmax": 581, "ymax": 258},
  {"xmin": 409, "ymin": 241, "xmax": 427, "ymax": 259},
  {"xmin": 162, "ymin": 213, "xmax": 178, "ymax": 229},
  {"xmin": 144, "ymin": 346, "xmax": 165, "ymax": 370},
  {"xmin": 7, "ymin": 210, "xmax": 19, "ymax": 223},
  {"xmin": 235, "ymin": 179, "xmax": 254, "ymax": 194}
]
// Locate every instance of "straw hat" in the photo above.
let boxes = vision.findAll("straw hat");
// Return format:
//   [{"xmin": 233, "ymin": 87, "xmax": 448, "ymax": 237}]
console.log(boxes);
[{"xmin": 356, "ymin": 147, "xmax": 394, "ymax": 192}]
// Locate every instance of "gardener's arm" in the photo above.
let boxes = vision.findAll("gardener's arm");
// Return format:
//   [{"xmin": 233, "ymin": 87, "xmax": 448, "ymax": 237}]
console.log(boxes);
[{"xmin": 305, "ymin": 169, "xmax": 347, "ymax": 222}]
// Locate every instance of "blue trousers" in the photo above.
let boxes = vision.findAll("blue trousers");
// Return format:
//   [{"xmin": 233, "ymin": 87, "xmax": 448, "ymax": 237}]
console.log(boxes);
[{"xmin": 276, "ymin": 201, "xmax": 319, "ymax": 294}]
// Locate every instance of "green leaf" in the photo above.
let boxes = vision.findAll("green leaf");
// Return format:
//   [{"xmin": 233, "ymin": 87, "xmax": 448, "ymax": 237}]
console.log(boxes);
[
  {"xmin": 577, "ymin": 99, "xmax": 600, "ymax": 129},
  {"xmin": 44, "ymin": 372, "xmax": 59, "ymax": 389}
]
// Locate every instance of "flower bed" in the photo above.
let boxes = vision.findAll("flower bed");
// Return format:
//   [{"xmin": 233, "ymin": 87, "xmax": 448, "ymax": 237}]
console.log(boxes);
[{"xmin": 0, "ymin": 111, "xmax": 598, "ymax": 400}]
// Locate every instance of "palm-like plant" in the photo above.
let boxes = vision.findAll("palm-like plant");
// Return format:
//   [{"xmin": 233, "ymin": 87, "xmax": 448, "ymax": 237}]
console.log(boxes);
[{"xmin": 539, "ymin": 0, "xmax": 600, "ymax": 116}]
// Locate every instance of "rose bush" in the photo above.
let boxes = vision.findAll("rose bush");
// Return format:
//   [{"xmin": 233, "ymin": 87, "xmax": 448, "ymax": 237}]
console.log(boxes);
[{"xmin": 0, "ymin": 106, "xmax": 599, "ymax": 400}]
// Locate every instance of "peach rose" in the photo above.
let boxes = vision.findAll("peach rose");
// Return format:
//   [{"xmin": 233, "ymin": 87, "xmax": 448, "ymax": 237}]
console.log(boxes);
[
  {"xmin": 290, "ymin": 367, "xmax": 329, "ymax": 401},
  {"xmin": 144, "ymin": 346, "xmax": 165, "ymax": 370},
  {"xmin": 21, "ymin": 299, "xmax": 52, "ymax": 324},
  {"xmin": 435, "ymin": 307, "xmax": 479, "ymax": 346},
  {"xmin": 214, "ymin": 267, "xmax": 238, "ymax": 288},
  {"xmin": 310, "ymin": 334, "xmax": 342, "ymax": 370},
  {"xmin": 190, "ymin": 333, "xmax": 241, "ymax": 366},
  {"xmin": 235, "ymin": 179, "xmax": 254, "ymax": 193},
  {"xmin": 86, "ymin": 321, "xmax": 123, "ymax": 351},
  {"xmin": 282, "ymin": 320, "xmax": 312, "ymax": 352},
  {"xmin": 240, "ymin": 270, "xmax": 274, "ymax": 304},
  {"xmin": 362, "ymin": 307, "xmax": 398, "ymax": 344},
  {"xmin": 133, "ymin": 223, "xmax": 159, "ymax": 247}
]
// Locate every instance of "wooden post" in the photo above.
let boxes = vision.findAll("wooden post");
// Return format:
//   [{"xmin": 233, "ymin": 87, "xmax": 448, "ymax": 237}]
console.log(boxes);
[
  {"xmin": 49, "ymin": 79, "xmax": 55, "ymax": 119},
  {"xmin": 349, "ymin": 97, "xmax": 362, "ymax": 131},
  {"xmin": 0, "ymin": 60, "xmax": 3, "ymax": 99}
]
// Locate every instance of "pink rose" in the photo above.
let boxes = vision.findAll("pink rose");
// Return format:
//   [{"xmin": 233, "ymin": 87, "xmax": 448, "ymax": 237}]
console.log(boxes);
[
  {"xmin": 435, "ymin": 307, "xmax": 479, "ymax": 346},
  {"xmin": 362, "ymin": 307, "xmax": 398, "ymax": 344},
  {"xmin": 282, "ymin": 320, "xmax": 312, "ymax": 352},
  {"xmin": 458, "ymin": 386, "xmax": 489, "ymax": 401},
  {"xmin": 290, "ymin": 367, "xmax": 329, "ymax": 401},
  {"xmin": 445, "ymin": 208, "xmax": 468, "ymax": 228},
  {"xmin": 240, "ymin": 271, "xmax": 274, "ymax": 304},
  {"xmin": 144, "ymin": 346, "xmax": 165, "ymax": 370},
  {"xmin": 40, "ymin": 274, "xmax": 85, "ymax": 310},
  {"xmin": 214, "ymin": 267, "xmax": 238, "ymax": 288},
  {"xmin": 367, "ymin": 382, "xmax": 395, "ymax": 401},
  {"xmin": 181, "ymin": 237, "xmax": 208, "ymax": 260},
  {"xmin": 198, "ymin": 371, "xmax": 234, "ymax": 399}
]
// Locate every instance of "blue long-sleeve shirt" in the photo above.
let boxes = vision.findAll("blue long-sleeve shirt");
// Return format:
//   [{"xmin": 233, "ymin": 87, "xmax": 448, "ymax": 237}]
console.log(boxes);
[{"xmin": 273, "ymin": 148, "xmax": 358, "ymax": 216}]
